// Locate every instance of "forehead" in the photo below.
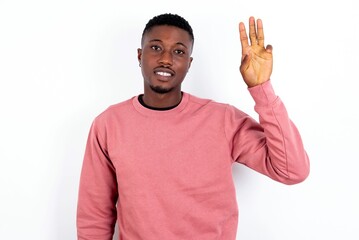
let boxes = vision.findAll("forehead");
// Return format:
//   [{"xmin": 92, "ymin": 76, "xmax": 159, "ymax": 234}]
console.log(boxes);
[{"xmin": 142, "ymin": 25, "xmax": 192, "ymax": 46}]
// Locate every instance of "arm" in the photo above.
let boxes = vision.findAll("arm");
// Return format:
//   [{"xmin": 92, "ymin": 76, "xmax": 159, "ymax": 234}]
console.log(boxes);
[
  {"xmin": 77, "ymin": 119, "xmax": 118, "ymax": 240},
  {"xmin": 226, "ymin": 81, "xmax": 309, "ymax": 184},
  {"xmin": 228, "ymin": 17, "xmax": 309, "ymax": 184}
]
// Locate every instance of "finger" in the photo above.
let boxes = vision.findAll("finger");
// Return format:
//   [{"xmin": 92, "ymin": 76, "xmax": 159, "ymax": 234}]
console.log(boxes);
[
  {"xmin": 239, "ymin": 22, "xmax": 249, "ymax": 58},
  {"xmin": 257, "ymin": 18, "xmax": 265, "ymax": 47},
  {"xmin": 249, "ymin": 16, "xmax": 257, "ymax": 45},
  {"xmin": 266, "ymin": 44, "xmax": 273, "ymax": 53}
]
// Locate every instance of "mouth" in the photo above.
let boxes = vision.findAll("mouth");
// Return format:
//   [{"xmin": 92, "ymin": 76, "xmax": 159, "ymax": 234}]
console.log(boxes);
[
  {"xmin": 155, "ymin": 71, "xmax": 172, "ymax": 77},
  {"xmin": 154, "ymin": 68, "xmax": 175, "ymax": 81}
]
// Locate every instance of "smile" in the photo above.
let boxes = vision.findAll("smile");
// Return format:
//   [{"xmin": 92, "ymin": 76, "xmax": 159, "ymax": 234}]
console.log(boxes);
[{"xmin": 156, "ymin": 71, "xmax": 172, "ymax": 77}]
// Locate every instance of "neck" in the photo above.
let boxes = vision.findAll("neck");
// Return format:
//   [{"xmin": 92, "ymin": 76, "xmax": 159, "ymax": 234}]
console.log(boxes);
[{"xmin": 142, "ymin": 90, "xmax": 183, "ymax": 109}]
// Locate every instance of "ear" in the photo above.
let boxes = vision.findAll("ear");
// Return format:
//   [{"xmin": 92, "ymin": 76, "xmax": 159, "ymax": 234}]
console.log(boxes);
[
  {"xmin": 188, "ymin": 57, "xmax": 193, "ymax": 71},
  {"xmin": 137, "ymin": 48, "xmax": 142, "ymax": 63}
]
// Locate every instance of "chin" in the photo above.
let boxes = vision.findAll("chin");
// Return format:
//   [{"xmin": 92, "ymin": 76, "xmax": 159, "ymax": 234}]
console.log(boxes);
[{"xmin": 150, "ymin": 85, "xmax": 174, "ymax": 94}]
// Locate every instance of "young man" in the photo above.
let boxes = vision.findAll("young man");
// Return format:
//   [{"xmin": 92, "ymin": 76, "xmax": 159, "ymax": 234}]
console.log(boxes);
[{"xmin": 77, "ymin": 13, "xmax": 310, "ymax": 240}]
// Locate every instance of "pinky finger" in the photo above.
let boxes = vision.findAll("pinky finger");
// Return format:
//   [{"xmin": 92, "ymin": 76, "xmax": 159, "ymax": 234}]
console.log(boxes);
[{"xmin": 266, "ymin": 44, "xmax": 273, "ymax": 53}]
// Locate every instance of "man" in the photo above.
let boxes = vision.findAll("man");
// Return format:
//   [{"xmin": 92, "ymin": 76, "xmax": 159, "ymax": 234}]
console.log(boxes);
[{"xmin": 77, "ymin": 13, "xmax": 310, "ymax": 240}]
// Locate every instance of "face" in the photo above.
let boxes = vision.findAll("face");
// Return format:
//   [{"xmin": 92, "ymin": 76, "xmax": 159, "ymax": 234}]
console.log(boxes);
[{"xmin": 137, "ymin": 25, "xmax": 193, "ymax": 95}]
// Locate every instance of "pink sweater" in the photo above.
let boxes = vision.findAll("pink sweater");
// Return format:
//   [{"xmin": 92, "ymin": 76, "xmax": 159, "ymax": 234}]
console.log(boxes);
[{"xmin": 77, "ymin": 80, "xmax": 310, "ymax": 240}]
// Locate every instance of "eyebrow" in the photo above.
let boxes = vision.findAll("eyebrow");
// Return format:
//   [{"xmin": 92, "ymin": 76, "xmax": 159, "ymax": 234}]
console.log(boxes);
[{"xmin": 149, "ymin": 39, "xmax": 188, "ymax": 49}]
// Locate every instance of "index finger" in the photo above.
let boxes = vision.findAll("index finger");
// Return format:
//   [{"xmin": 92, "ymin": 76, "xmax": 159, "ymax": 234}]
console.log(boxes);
[{"xmin": 239, "ymin": 22, "xmax": 249, "ymax": 57}]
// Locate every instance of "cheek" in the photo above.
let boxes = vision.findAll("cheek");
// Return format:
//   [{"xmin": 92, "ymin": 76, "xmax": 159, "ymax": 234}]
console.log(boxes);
[{"xmin": 180, "ymin": 62, "xmax": 191, "ymax": 73}]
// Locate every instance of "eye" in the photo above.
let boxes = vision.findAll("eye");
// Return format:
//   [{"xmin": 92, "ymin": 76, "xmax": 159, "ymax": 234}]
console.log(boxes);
[
  {"xmin": 151, "ymin": 45, "xmax": 161, "ymax": 51},
  {"xmin": 174, "ymin": 49, "xmax": 185, "ymax": 55}
]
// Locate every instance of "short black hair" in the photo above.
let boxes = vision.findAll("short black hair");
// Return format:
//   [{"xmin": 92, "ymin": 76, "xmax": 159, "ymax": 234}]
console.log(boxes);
[{"xmin": 141, "ymin": 13, "xmax": 194, "ymax": 43}]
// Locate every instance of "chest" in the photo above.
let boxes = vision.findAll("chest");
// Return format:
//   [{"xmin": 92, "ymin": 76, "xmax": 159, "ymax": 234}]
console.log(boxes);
[{"xmin": 106, "ymin": 115, "xmax": 233, "ymax": 194}]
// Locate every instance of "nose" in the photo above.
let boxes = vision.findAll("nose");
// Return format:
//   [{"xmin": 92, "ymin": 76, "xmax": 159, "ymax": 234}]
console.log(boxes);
[{"xmin": 158, "ymin": 51, "xmax": 173, "ymax": 66}]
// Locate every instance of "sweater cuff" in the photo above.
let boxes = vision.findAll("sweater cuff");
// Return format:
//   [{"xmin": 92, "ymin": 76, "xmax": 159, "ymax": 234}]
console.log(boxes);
[{"xmin": 248, "ymin": 80, "xmax": 277, "ymax": 106}]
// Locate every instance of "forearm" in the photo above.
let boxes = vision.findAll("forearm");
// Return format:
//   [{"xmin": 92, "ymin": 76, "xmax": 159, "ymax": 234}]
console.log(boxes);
[{"xmin": 247, "ymin": 80, "xmax": 310, "ymax": 184}]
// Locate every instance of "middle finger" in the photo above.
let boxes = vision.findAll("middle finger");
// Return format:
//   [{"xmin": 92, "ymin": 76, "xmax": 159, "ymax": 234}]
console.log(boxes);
[{"xmin": 249, "ymin": 16, "xmax": 257, "ymax": 45}]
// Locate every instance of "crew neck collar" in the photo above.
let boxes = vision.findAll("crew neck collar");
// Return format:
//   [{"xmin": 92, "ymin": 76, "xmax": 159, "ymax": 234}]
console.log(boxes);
[
  {"xmin": 132, "ymin": 92, "xmax": 189, "ymax": 117},
  {"xmin": 138, "ymin": 93, "xmax": 183, "ymax": 111}
]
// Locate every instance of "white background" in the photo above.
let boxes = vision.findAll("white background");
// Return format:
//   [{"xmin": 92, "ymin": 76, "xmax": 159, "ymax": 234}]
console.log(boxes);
[{"xmin": 1, "ymin": 0, "xmax": 358, "ymax": 239}]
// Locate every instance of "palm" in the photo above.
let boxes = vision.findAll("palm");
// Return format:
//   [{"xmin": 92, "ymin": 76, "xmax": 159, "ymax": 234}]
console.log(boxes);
[{"xmin": 239, "ymin": 17, "xmax": 273, "ymax": 88}]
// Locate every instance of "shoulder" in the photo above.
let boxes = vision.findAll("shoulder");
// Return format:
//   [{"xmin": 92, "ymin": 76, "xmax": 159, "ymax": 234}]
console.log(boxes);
[
  {"xmin": 93, "ymin": 96, "xmax": 136, "ymax": 123},
  {"xmin": 186, "ymin": 92, "xmax": 228, "ymax": 110},
  {"xmin": 189, "ymin": 93, "xmax": 249, "ymax": 116},
  {"xmin": 184, "ymin": 92, "xmax": 249, "ymax": 120},
  {"xmin": 186, "ymin": 93, "xmax": 247, "ymax": 114}
]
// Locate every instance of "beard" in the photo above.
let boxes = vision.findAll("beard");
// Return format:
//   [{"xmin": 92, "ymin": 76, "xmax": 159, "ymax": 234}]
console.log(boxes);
[{"xmin": 149, "ymin": 84, "xmax": 174, "ymax": 94}]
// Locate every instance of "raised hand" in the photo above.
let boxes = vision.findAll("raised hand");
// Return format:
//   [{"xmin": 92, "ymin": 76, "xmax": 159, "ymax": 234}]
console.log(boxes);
[{"xmin": 239, "ymin": 17, "xmax": 273, "ymax": 87}]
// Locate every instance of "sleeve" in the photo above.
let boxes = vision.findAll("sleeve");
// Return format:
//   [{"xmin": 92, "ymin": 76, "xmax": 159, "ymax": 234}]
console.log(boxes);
[
  {"xmin": 225, "ymin": 80, "xmax": 310, "ymax": 185},
  {"xmin": 77, "ymin": 118, "xmax": 118, "ymax": 240}
]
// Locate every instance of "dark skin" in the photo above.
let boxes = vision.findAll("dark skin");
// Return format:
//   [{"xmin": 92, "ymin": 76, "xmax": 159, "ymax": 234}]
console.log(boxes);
[
  {"xmin": 239, "ymin": 17, "xmax": 273, "ymax": 87},
  {"xmin": 137, "ymin": 17, "xmax": 273, "ymax": 108},
  {"xmin": 137, "ymin": 25, "xmax": 193, "ymax": 108}
]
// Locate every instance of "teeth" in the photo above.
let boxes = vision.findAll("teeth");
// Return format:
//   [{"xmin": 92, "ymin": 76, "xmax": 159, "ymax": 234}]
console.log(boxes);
[{"xmin": 156, "ymin": 71, "xmax": 171, "ymax": 76}]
